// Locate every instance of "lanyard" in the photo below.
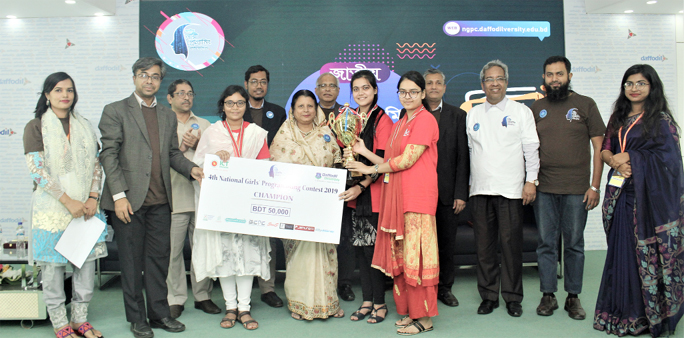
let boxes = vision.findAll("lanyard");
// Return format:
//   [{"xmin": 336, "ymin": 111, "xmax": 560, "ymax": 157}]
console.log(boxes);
[
  {"xmin": 618, "ymin": 113, "xmax": 643, "ymax": 153},
  {"xmin": 222, "ymin": 120, "xmax": 244, "ymax": 158}
]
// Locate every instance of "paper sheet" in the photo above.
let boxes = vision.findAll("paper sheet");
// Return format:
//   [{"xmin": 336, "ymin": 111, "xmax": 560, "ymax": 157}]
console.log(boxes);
[{"xmin": 55, "ymin": 216, "xmax": 106, "ymax": 268}]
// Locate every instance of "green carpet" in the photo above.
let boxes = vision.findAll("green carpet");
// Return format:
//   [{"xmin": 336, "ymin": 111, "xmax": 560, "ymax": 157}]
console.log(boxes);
[{"xmin": 1, "ymin": 251, "xmax": 682, "ymax": 337}]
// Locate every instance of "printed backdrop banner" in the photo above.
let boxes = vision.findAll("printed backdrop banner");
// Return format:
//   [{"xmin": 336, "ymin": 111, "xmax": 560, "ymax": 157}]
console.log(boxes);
[{"xmin": 139, "ymin": 0, "xmax": 565, "ymax": 122}]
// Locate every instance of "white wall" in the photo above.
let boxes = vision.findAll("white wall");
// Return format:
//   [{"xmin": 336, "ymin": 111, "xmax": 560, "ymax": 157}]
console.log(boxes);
[
  {"xmin": 565, "ymin": 0, "xmax": 679, "ymax": 250},
  {"xmin": 0, "ymin": 0, "xmax": 138, "ymax": 238}
]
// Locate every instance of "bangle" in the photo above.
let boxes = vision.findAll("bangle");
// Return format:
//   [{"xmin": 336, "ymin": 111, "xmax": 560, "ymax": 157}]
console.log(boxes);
[
  {"xmin": 590, "ymin": 186, "xmax": 600, "ymax": 194},
  {"xmin": 356, "ymin": 182, "xmax": 367, "ymax": 192},
  {"xmin": 374, "ymin": 164, "xmax": 379, "ymax": 173}
]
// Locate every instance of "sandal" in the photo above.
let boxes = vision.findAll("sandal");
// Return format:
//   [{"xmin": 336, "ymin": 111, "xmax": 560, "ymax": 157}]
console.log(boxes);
[
  {"xmin": 56, "ymin": 326, "xmax": 78, "ymax": 338},
  {"xmin": 397, "ymin": 320, "xmax": 433, "ymax": 336},
  {"xmin": 237, "ymin": 311, "xmax": 258, "ymax": 330},
  {"xmin": 333, "ymin": 309, "xmax": 345, "ymax": 318},
  {"xmin": 395, "ymin": 315, "xmax": 412, "ymax": 328},
  {"xmin": 291, "ymin": 312, "xmax": 304, "ymax": 321},
  {"xmin": 350, "ymin": 304, "xmax": 374, "ymax": 321},
  {"xmin": 367, "ymin": 304, "xmax": 388, "ymax": 324},
  {"xmin": 220, "ymin": 309, "xmax": 237, "ymax": 328},
  {"xmin": 73, "ymin": 322, "xmax": 103, "ymax": 338}
]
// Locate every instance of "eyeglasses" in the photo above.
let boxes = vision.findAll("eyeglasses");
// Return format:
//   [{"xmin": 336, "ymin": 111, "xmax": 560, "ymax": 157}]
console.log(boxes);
[
  {"xmin": 624, "ymin": 81, "xmax": 649, "ymax": 90},
  {"xmin": 397, "ymin": 90, "xmax": 422, "ymax": 99},
  {"xmin": 224, "ymin": 100, "xmax": 246, "ymax": 108},
  {"xmin": 483, "ymin": 77, "xmax": 506, "ymax": 84},
  {"xmin": 136, "ymin": 73, "xmax": 161, "ymax": 82},
  {"xmin": 317, "ymin": 83, "xmax": 338, "ymax": 89},
  {"xmin": 248, "ymin": 79, "xmax": 268, "ymax": 86},
  {"xmin": 173, "ymin": 91, "xmax": 195, "ymax": 98}
]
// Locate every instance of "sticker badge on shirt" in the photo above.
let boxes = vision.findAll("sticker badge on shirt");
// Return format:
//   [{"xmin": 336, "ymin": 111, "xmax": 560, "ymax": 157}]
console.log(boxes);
[
  {"xmin": 539, "ymin": 109, "xmax": 547, "ymax": 118},
  {"xmin": 266, "ymin": 111, "xmax": 274, "ymax": 119},
  {"xmin": 566, "ymin": 108, "xmax": 580, "ymax": 122},
  {"xmin": 191, "ymin": 123, "xmax": 200, "ymax": 130},
  {"xmin": 473, "ymin": 123, "xmax": 480, "ymax": 131},
  {"xmin": 323, "ymin": 134, "xmax": 331, "ymax": 142},
  {"xmin": 501, "ymin": 116, "xmax": 516, "ymax": 127}
]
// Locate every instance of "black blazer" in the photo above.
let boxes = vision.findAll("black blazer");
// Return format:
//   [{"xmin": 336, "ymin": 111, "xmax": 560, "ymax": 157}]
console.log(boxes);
[
  {"xmin": 244, "ymin": 100, "xmax": 287, "ymax": 146},
  {"xmin": 435, "ymin": 102, "xmax": 470, "ymax": 205}
]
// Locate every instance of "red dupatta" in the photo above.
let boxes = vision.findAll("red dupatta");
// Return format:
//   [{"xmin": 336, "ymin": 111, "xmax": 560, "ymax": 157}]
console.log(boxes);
[{"xmin": 371, "ymin": 106, "xmax": 425, "ymax": 277}]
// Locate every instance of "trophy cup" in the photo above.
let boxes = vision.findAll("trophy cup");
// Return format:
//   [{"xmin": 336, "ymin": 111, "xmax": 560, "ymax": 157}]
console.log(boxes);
[{"xmin": 328, "ymin": 103, "xmax": 367, "ymax": 177}]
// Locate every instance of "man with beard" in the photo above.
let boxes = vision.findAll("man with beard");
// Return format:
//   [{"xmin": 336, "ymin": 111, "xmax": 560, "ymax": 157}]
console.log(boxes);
[
  {"xmin": 531, "ymin": 56, "xmax": 605, "ymax": 320},
  {"xmin": 242, "ymin": 65, "xmax": 287, "ymax": 308}
]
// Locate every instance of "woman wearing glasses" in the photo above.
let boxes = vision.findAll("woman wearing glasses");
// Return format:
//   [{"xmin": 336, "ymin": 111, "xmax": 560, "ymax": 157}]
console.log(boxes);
[
  {"xmin": 347, "ymin": 71, "xmax": 440, "ymax": 335},
  {"xmin": 594, "ymin": 64, "xmax": 684, "ymax": 337},
  {"xmin": 191, "ymin": 85, "xmax": 271, "ymax": 330},
  {"xmin": 342, "ymin": 70, "xmax": 394, "ymax": 324}
]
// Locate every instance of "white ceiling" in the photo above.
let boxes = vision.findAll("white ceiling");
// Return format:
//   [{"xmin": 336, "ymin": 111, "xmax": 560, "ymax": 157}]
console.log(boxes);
[
  {"xmin": 586, "ymin": 0, "xmax": 684, "ymax": 14},
  {"xmin": 0, "ymin": 0, "xmax": 117, "ymax": 19}
]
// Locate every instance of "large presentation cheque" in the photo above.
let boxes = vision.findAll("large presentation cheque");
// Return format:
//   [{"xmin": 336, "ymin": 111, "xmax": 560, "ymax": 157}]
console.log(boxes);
[{"xmin": 195, "ymin": 154, "xmax": 346, "ymax": 244}]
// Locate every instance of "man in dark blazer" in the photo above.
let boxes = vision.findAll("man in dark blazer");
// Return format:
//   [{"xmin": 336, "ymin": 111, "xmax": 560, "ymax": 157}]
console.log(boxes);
[
  {"xmin": 99, "ymin": 57, "xmax": 203, "ymax": 338},
  {"xmin": 423, "ymin": 68, "xmax": 470, "ymax": 307},
  {"xmin": 242, "ymin": 65, "xmax": 287, "ymax": 308},
  {"xmin": 243, "ymin": 65, "xmax": 287, "ymax": 146}
]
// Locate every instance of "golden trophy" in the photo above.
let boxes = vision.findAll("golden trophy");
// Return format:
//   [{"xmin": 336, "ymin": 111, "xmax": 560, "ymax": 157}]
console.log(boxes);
[{"xmin": 328, "ymin": 103, "xmax": 368, "ymax": 177}]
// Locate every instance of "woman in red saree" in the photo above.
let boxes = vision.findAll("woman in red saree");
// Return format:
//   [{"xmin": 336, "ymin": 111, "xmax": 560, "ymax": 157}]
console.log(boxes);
[{"xmin": 347, "ymin": 70, "xmax": 439, "ymax": 335}]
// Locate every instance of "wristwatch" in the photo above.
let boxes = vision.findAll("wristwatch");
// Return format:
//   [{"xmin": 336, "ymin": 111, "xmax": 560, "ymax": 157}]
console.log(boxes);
[
  {"xmin": 590, "ymin": 185, "xmax": 601, "ymax": 194},
  {"xmin": 526, "ymin": 179, "xmax": 539, "ymax": 186}
]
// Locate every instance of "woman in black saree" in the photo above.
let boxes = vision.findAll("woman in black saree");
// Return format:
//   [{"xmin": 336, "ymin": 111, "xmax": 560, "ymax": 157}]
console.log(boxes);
[{"xmin": 594, "ymin": 64, "xmax": 684, "ymax": 337}]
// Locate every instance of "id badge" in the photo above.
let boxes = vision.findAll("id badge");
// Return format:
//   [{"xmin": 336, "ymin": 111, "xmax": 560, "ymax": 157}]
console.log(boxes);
[
  {"xmin": 383, "ymin": 173, "xmax": 390, "ymax": 183},
  {"xmin": 608, "ymin": 172, "xmax": 626, "ymax": 188}
]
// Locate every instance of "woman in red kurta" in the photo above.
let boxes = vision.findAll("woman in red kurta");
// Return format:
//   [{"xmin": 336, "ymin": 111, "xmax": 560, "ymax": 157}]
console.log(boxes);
[{"xmin": 347, "ymin": 70, "xmax": 439, "ymax": 335}]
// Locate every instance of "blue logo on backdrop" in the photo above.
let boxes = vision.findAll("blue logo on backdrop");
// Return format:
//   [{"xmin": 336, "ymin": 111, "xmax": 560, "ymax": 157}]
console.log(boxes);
[
  {"xmin": 473, "ymin": 123, "xmax": 480, "ymax": 131},
  {"xmin": 539, "ymin": 109, "xmax": 547, "ymax": 118}
]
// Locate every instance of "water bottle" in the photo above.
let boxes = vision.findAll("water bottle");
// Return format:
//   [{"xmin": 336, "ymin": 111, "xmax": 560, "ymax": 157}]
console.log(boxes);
[{"xmin": 16, "ymin": 222, "xmax": 27, "ymax": 259}]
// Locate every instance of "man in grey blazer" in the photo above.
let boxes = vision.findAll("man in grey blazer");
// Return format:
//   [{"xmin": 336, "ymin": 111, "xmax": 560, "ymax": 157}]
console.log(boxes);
[{"xmin": 99, "ymin": 57, "xmax": 203, "ymax": 338}]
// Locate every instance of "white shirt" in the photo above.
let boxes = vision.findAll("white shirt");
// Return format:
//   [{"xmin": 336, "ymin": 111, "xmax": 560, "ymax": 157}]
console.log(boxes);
[{"xmin": 467, "ymin": 97, "xmax": 540, "ymax": 199}]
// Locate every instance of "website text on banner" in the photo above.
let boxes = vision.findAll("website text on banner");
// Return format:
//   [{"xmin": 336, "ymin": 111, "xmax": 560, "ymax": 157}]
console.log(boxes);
[{"xmin": 195, "ymin": 155, "xmax": 346, "ymax": 244}]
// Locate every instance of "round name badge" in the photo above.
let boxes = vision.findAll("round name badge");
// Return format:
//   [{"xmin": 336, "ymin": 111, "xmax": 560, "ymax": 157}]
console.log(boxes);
[
  {"xmin": 192, "ymin": 123, "xmax": 200, "ymax": 130},
  {"xmin": 539, "ymin": 109, "xmax": 547, "ymax": 118},
  {"xmin": 266, "ymin": 111, "xmax": 274, "ymax": 119},
  {"xmin": 323, "ymin": 134, "xmax": 331, "ymax": 142},
  {"xmin": 473, "ymin": 123, "xmax": 480, "ymax": 131}
]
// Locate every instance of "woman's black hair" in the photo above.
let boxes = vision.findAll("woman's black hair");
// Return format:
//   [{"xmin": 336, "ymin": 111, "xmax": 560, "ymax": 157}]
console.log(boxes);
[
  {"xmin": 290, "ymin": 89, "xmax": 319, "ymax": 111},
  {"xmin": 34, "ymin": 72, "xmax": 78, "ymax": 119},
  {"xmin": 397, "ymin": 70, "xmax": 429, "ymax": 118},
  {"xmin": 216, "ymin": 85, "xmax": 248, "ymax": 121},
  {"xmin": 609, "ymin": 64, "xmax": 676, "ymax": 139},
  {"xmin": 350, "ymin": 70, "xmax": 379, "ymax": 111}
]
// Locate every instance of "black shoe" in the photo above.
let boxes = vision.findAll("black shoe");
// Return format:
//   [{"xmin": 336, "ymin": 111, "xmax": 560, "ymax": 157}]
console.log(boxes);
[
  {"xmin": 477, "ymin": 300, "xmax": 499, "ymax": 314},
  {"xmin": 260, "ymin": 291, "xmax": 284, "ymax": 307},
  {"xmin": 130, "ymin": 321, "xmax": 154, "ymax": 338},
  {"xmin": 149, "ymin": 317, "xmax": 185, "ymax": 333},
  {"xmin": 169, "ymin": 305, "xmax": 184, "ymax": 319},
  {"xmin": 506, "ymin": 301, "xmax": 523, "ymax": 317},
  {"xmin": 536, "ymin": 295, "xmax": 558, "ymax": 316},
  {"xmin": 437, "ymin": 290, "xmax": 459, "ymax": 307},
  {"xmin": 337, "ymin": 284, "xmax": 355, "ymax": 301},
  {"xmin": 564, "ymin": 298, "xmax": 587, "ymax": 320},
  {"xmin": 194, "ymin": 299, "xmax": 221, "ymax": 314}
]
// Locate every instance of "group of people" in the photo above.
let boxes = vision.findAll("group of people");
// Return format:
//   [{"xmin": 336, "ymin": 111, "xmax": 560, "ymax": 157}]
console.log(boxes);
[{"xmin": 23, "ymin": 55, "xmax": 683, "ymax": 338}]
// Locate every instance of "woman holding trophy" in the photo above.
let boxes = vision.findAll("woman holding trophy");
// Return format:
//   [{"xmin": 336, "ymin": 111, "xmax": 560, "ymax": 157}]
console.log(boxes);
[
  {"xmin": 270, "ymin": 89, "xmax": 344, "ymax": 320},
  {"xmin": 338, "ymin": 70, "xmax": 393, "ymax": 324},
  {"xmin": 347, "ymin": 71, "xmax": 440, "ymax": 335}
]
